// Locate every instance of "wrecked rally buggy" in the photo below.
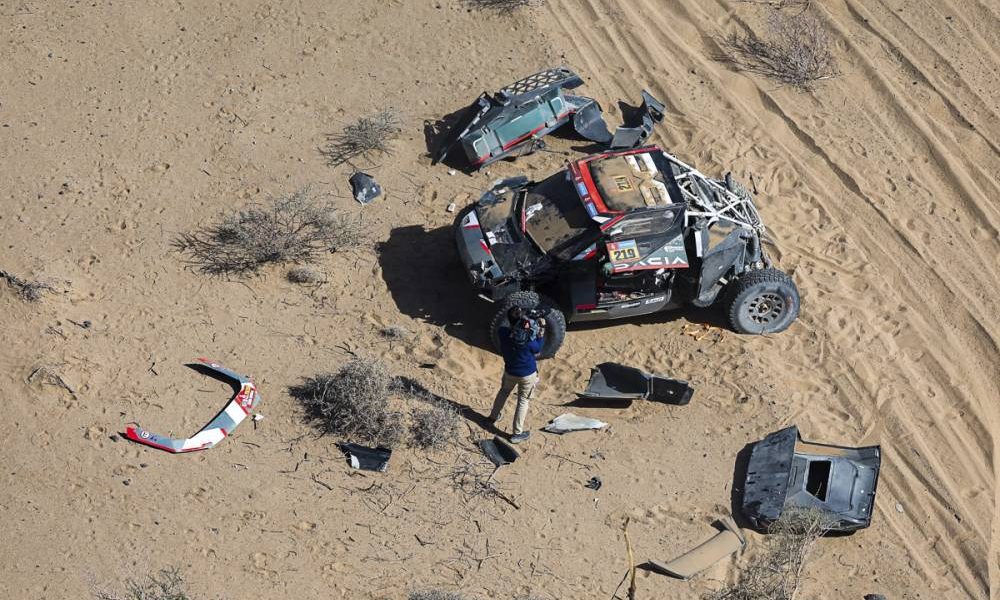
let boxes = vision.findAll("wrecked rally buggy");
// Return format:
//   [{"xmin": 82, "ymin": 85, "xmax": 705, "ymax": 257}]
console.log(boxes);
[{"xmin": 454, "ymin": 146, "xmax": 800, "ymax": 357}]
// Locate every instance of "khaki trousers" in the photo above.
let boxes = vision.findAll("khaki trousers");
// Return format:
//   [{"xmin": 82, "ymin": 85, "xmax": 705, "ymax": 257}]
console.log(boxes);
[{"xmin": 489, "ymin": 371, "xmax": 539, "ymax": 435}]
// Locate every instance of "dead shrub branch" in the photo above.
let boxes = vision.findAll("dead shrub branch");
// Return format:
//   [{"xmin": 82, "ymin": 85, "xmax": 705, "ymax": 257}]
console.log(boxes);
[
  {"xmin": 718, "ymin": 8, "xmax": 837, "ymax": 88},
  {"xmin": 27, "ymin": 365, "xmax": 77, "ymax": 399},
  {"xmin": 409, "ymin": 591, "xmax": 469, "ymax": 600},
  {"xmin": 736, "ymin": 0, "xmax": 810, "ymax": 10},
  {"xmin": 703, "ymin": 508, "xmax": 835, "ymax": 600},
  {"xmin": 448, "ymin": 454, "xmax": 520, "ymax": 510},
  {"xmin": 1, "ymin": 269, "xmax": 54, "ymax": 302},
  {"xmin": 93, "ymin": 566, "xmax": 192, "ymax": 600},
  {"xmin": 463, "ymin": 0, "xmax": 545, "ymax": 13}
]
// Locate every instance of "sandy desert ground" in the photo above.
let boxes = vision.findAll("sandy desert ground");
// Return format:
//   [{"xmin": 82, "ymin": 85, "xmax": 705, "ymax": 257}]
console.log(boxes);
[{"xmin": 1, "ymin": 1, "xmax": 997, "ymax": 599}]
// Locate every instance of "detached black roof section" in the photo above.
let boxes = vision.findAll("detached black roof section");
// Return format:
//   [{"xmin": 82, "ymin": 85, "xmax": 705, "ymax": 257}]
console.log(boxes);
[{"xmin": 741, "ymin": 426, "xmax": 881, "ymax": 532}]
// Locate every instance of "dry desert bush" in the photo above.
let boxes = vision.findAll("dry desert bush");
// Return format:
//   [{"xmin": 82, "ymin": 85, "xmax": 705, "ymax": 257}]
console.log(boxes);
[
  {"xmin": 93, "ymin": 567, "xmax": 192, "ymax": 600},
  {"xmin": 322, "ymin": 109, "xmax": 401, "ymax": 167},
  {"xmin": 409, "ymin": 399, "xmax": 461, "ymax": 450},
  {"xmin": 703, "ymin": 508, "xmax": 835, "ymax": 600},
  {"xmin": 291, "ymin": 357, "xmax": 405, "ymax": 448},
  {"xmin": 292, "ymin": 359, "xmax": 462, "ymax": 450},
  {"xmin": 719, "ymin": 7, "xmax": 837, "ymax": 88},
  {"xmin": 174, "ymin": 189, "xmax": 363, "ymax": 276}
]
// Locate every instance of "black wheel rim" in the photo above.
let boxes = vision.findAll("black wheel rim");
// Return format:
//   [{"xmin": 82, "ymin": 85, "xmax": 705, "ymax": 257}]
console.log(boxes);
[{"xmin": 747, "ymin": 292, "xmax": 785, "ymax": 325}]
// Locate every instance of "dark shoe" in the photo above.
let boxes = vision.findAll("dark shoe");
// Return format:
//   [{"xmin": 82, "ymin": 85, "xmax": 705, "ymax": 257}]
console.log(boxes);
[{"xmin": 510, "ymin": 431, "xmax": 531, "ymax": 444}]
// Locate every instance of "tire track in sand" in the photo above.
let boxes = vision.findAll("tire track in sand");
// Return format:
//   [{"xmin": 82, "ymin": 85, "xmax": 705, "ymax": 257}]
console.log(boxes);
[{"xmin": 539, "ymin": 0, "xmax": 997, "ymax": 597}]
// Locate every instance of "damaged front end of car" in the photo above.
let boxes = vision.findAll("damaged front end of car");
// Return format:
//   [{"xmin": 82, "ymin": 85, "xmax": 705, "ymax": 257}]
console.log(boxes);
[{"xmin": 454, "ymin": 177, "xmax": 555, "ymax": 301}]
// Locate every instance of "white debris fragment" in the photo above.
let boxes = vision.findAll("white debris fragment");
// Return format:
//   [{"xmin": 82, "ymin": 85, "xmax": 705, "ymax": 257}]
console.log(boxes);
[
  {"xmin": 447, "ymin": 169, "xmax": 456, "ymax": 176},
  {"xmin": 543, "ymin": 413, "xmax": 608, "ymax": 433},
  {"xmin": 895, "ymin": 502, "xmax": 904, "ymax": 513},
  {"xmin": 446, "ymin": 202, "xmax": 456, "ymax": 213}
]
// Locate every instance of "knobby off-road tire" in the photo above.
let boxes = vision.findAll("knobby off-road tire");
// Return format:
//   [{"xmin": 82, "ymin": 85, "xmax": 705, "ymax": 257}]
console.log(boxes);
[
  {"xmin": 724, "ymin": 268, "xmax": 800, "ymax": 334},
  {"xmin": 489, "ymin": 291, "xmax": 567, "ymax": 359}
]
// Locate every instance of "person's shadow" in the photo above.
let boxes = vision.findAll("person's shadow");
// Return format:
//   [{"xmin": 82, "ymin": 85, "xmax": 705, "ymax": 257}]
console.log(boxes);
[
  {"xmin": 395, "ymin": 376, "xmax": 505, "ymax": 437},
  {"xmin": 378, "ymin": 224, "xmax": 494, "ymax": 353}
]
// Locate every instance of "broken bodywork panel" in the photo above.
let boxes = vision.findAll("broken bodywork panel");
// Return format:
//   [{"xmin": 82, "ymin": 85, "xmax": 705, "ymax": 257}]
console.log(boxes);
[
  {"xmin": 579, "ymin": 362, "xmax": 693, "ymax": 405},
  {"xmin": 479, "ymin": 435, "xmax": 520, "ymax": 467},
  {"xmin": 576, "ymin": 90, "xmax": 666, "ymax": 149},
  {"xmin": 125, "ymin": 359, "xmax": 260, "ymax": 453},
  {"xmin": 338, "ymin": 443, "xmax": 391, "ymax": 472},
  {"xmin": 649, "ymin": 516, "xmax": 746, "ymax": 580},
  {"xmin": 434, "ymin": 67, "xmax": 664, "ymax": 169},
  {"xmin": 349, "ymin": 171, "xmax": 382, "ymax": 205},
  {"xmin": 742, "ymin": 426, "xmax": 881, "ymax": 532}
]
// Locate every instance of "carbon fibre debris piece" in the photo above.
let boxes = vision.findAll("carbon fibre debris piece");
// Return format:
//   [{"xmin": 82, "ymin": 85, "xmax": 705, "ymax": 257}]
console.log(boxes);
[
  {"xmin": 350, "ymin": 171, "xmax": 382, "ymax": 204},
  {"xmin": 479, "ymin": 435, "xmax": 520, "ymax": 467},
  {"xmin": 579, "ymin": 363, "xmax": 693, "ymax": 405},
  {"xmin": 338, "ymin": 443, "xmax": 392, "ymax": 472},
  {"xmin": 741, "ymin": 426, "xmax": 881, "ymax": 532}
]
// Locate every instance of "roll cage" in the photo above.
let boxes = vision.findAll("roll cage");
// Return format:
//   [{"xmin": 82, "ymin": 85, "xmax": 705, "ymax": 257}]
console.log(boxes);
[{"xmin": 657, "ymin": 151, "xmax": 766, "ymax": 235}]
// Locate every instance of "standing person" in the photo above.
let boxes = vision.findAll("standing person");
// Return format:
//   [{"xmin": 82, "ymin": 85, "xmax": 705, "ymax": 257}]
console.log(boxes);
[{"xmin": 488, "ymin": 306, "xmax": 545, "ymax": 443}]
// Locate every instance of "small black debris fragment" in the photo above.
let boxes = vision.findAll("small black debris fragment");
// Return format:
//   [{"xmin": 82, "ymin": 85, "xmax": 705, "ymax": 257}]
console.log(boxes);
[
  {"xmin": 338, "ymin": 442, "xmax": 391, "ymax": 472},
  {"xmin": 479, "ymin": 436, "xmax": 519, "ymax": 467},
  {"xmin": 585, "ymin": 476, "xmax": 602, "ymax": 491},
  {"xmin": 349, "ymin": 172, "xmax": 382, "ymax": 205}
]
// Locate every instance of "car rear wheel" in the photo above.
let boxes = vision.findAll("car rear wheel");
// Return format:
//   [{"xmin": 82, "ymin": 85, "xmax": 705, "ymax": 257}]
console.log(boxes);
[
  {"xmin": 490, "ymin": 291, "xmax": 566, "ymax": 359},
  {"xmin": 724, "ymin": 268, "xmax": 800, "ymax": 334}
]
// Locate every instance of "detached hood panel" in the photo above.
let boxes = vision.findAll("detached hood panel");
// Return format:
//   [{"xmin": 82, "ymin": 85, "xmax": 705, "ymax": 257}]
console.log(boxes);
[{"xmin": 742, "ymin": 426, "xmax": 881, "ymax": 532}]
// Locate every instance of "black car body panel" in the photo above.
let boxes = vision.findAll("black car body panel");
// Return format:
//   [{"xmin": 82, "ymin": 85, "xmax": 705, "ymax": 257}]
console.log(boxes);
[
  {"xmin": 742, "ymin": 426, "xmax": 881, "ymax": 532},
  {"xmin": 578, "ymin": 362, "xmax": 694, "ymax": 405}
]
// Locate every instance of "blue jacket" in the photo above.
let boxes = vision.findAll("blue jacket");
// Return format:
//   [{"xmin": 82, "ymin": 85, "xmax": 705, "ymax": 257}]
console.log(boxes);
[{"xmin": 498, "ymin": 326, "xmax": 543, "ymax": 377}]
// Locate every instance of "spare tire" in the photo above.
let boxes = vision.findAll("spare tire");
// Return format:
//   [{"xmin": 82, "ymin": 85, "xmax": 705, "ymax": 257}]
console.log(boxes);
[
  {"xmin": 724, "ymin": 268, "xmax": 800, "ymax": 334},
  {"xmin": 490, "ymin": 291, "xmax": 566, "ymax": 359}
]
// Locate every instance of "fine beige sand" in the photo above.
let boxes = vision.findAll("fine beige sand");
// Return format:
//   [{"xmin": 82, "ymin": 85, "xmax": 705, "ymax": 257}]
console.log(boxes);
[{"xmin": 1, "ymin": 1, "xmax": 997, "ymax": 599}]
